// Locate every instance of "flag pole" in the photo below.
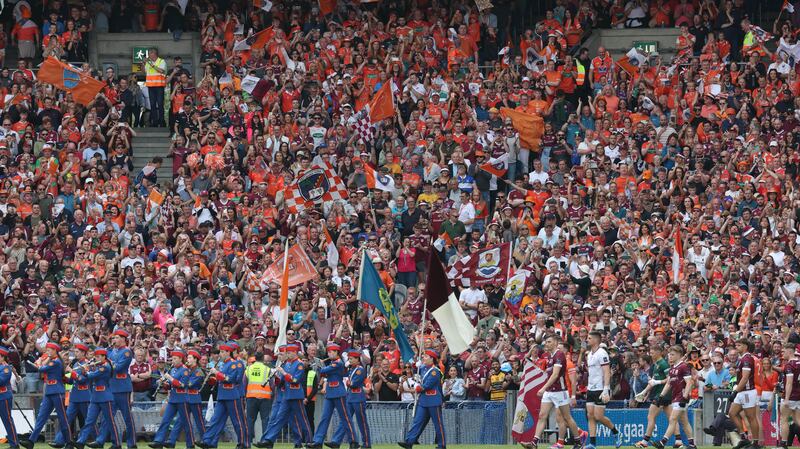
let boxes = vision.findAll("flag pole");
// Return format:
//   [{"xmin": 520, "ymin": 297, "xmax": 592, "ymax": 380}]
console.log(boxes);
[
  {"xmin": 412, "ymin": 250, "xmax": 433, "ymax": 419},
  {"xmin": 275, "ymin": 238, "xmax": 290, "ymax": 348}
]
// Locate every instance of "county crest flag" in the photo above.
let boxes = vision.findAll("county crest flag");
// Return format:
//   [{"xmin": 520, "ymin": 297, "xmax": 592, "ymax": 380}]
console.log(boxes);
[
  {"xmin": 426, "ymin": 253, "xmax": 476, "ymax": 355},
  {"xmin": 512, "ymin": 361, "xmax": 548, "ymax": 443},
  {"xmin": 284, "ymin": 160, "xmax": 347, "ymax": 213},
  {"xmin": 616, "ymin": 47, "xmax": 648, "ymax": 76},
  {"xmin": 504, "ymin": 269, "xmax": 529, "ymax": 316},
  {"xmin": 357, "ymin": 256, "xmax": 415, "ymax": 362},
  {"xmin": 359, "ymin": 159, "xmax": 395, "ymax": 192},
  {"xmin": 233, "ymin": 26, "xmax": 274, "ymax": 51},
  {"xmin": 38, "ymin": 57, "xmax": 104, "ymax": 105},
  {"xmin": 479, "ymin": 153, "xmax": 509, "ymax": 177},
  {"xmin": 448, "ymin": 242, "xmax": 512, "ymax": 288}
]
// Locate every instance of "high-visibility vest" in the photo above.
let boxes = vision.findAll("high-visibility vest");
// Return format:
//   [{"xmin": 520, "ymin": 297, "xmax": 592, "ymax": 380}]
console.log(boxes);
[
  {"xmin": 64, "ymin": 370, "xmax": 73, "ymax": 404},
  {"xmin": 246, "ymin": 362, "xmax": 273, "ymax": 399},
  {"xmin": 145, "ymin": 58, "xmax": 166, "ymax": 87},
  {"xmin": 743, "ymin": 31, "xmax": 754, "ymax": 48},
  {"xmin": 576, "ymin": 60, "xmax": 586, "ymax": 86},
  {"xmin": 306, "ymin": 369, "xmax": 317, "ymax": 401},
  {"xmin": 742, "ymin": 31, "xmax": 757, "ymax": 55}
]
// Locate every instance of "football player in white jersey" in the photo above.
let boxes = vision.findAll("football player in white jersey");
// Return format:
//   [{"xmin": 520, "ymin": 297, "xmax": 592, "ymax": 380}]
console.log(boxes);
[{"xmin": 583, "ymin": 331, "xmax": 621, "ymax": 449}]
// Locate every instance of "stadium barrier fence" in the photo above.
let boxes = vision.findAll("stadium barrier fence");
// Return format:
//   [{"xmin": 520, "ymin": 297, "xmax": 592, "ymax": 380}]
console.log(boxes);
[{"xmin": 12, "ymin": 390, "xmax": 783, "ymax": 446}]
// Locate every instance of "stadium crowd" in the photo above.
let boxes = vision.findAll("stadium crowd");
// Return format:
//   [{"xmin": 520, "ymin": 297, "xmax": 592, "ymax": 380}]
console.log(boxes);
[{"xmin": 0, "ymin": 0, "xmax": 799, "ymax": 430}]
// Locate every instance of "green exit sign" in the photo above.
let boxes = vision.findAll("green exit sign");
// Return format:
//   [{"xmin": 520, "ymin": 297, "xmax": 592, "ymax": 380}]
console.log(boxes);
[
  {"xmin": 633, "ymin": 41, "xmax": 658, "ymax": 54},
  {"xmin": 132, "ymin": 47, "xmax": 151, "ymax": 63}
]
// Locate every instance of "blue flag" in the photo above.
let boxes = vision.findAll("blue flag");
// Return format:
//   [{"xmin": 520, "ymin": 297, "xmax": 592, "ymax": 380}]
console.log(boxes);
[{"xmin": 357, "ymin": 256, "xmax": 415, "ymax": 362}]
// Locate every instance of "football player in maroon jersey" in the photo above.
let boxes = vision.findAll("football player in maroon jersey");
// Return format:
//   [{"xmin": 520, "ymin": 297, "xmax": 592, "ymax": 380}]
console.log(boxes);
[
  {"xmin": 652, "ymin": 345, "xmax": 696, "ymax": 449},
  {"xmin": 728, "ymin": 338, "xmax": 761, "ymax": 449},
  {"xmin": 779, "ymin": 343, "xmax": 800, "ymax": 449},
  {"xmin": 527, "ymin": 334, "xmax": 587, "ymax": 449}
]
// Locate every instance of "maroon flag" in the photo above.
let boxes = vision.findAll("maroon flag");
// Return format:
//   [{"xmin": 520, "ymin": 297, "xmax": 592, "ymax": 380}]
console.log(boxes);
[
  {"xmin": 512, "ymin": 361, "xmax": 548, "ymax": 444},
  {"xmin": 426, "ymin": 253, "xmax": 475, "ymax": 354},
  {"xmin": 447, "ymin": 242, "xmax": 512, "ymax": 287}
]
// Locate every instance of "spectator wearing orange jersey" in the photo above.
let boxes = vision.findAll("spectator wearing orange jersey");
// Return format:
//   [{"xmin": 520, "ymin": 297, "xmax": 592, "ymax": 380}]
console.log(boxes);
[{"xmin": 649, "ymin": 0, "xmax": 672, "ymax": 27}]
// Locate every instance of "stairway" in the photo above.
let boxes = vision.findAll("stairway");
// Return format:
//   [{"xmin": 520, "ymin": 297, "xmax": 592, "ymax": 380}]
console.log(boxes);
[{"xmin": 132, "ymin": 127, "xmax": 174, "ymax": 185}]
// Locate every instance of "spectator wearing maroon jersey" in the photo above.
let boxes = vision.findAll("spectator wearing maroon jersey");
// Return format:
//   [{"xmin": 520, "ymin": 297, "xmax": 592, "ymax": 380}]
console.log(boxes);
[{"xmin": 130, "ymin": 347, "xmax": 153, "ymax": 401}]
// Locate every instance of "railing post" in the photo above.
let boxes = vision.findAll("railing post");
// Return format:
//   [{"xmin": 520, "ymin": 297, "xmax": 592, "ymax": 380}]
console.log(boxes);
[{"xmin": 506, "ymin": 391, "xmax": 517, "ymax": 444}]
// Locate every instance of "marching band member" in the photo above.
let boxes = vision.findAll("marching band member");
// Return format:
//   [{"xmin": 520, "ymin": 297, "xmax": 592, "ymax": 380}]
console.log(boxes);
[
  {"xmin": 196, "ymin": 342, "xmax": 244, "ymax": 449},
  {"xmin": 53, "ymin": 344, "xmax": 94, "ymax": 448},
  {"xmin": 230, "ymin": 342, "xmax": 250, "ymax": 449},
  {"xmin": 254, "ymin": 344, "xmax": 310, "ymax": 449},
  {"xmin": 330, "ymin": 350, "xmax": 371, "ymax": 449},
  {"xmin": 257, "ymin": 345, "xmax": 303, "ymax": 448},
  {"xmin": 307, "ymin": 343, "xmax": 355, "ymax": 449},
  {"xmin": 22, "ymin": 343, "xmax": 73, "ymax": 449},
  {"xmin": 399, "ymin": 350, "xmax": 446, "ymax": 449},
  {"xmin": 150, "ymin": 350, "xmax": 193, "ymax": 449},
  {"xmin": 94, "ymin": 330, "xmax": 136, "ymax": 449},
  {"xmin": 167, "ymin": 350, "xmax": 206, "ymax": 447},
  {"xmin": 73, "ymin": 348, "xmax": 121, "ymax": 449},
  {"xmin": 0, "ymin": 346, "xmax": 19, "ymax": 449}
]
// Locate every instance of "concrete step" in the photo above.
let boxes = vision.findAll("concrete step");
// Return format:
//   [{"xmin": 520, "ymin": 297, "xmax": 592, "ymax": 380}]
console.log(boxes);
[
  {"xmin": 131, "ymin": 126, "xmax": 174, "ymax": 185},
  {"xmin": 134, "ymin": 143, "xmax": 171, "ymax": 151}
]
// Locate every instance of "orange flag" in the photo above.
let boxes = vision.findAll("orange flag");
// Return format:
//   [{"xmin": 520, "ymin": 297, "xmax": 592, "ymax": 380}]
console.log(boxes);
[
  {"xmin": 38, "ymin": 57, "xmax": 104, "ymax": 105},
  {"xmin": 319, "ymin": 0, "xmax": 336, "ymax": 15},
  {"xmin": 233, "ymin": 26, "xmax": 274, "ymax": 51},
  {"xmin": 368, "ymin": 82, "xmax": 394, "ymax": 122},
  {"xmin": 615, "ymin": 56, "xmax": 637, "ymax": 76},
  {"xmin": 148, "ymin": 189, "xmax": 165, "ymax": 207},
  {"xmin": 259, "ymin": 243, "xmax": 318, "ymax": 288},
  {"xmin": 499, "ymin": 107, "xmax": 544, "ymax": 150}
]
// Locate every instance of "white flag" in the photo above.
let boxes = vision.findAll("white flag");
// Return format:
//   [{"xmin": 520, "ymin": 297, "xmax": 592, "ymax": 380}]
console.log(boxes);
[
  {"xmin": 205, "ymin": 395, "xmax": 215, "ymax": 422},
  {"xmin": 525, "ymin": 47, "xmax": 546, "ymax": 70},
  {"xmin": 626, "ymin": 47, "xmax": 648, "ymax": 68},
  {"xmin": 240, "ymin": 75, "xmax": 261, "ymax": 94},
  {"xmin": 233, "ymin": 38, "xmax": 251, "ymax": 51},
  {"xmin": 323, "ymin": 227, "xmax": 338, "ymax": 269}
]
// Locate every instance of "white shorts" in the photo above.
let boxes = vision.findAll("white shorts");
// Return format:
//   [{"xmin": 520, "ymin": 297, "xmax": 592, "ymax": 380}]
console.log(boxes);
[
  {"xmin": 542, "ymin": 390, "xmax": 571, "ymax": 407},
  {"xmin": 733, "ymin": 389, "xmax": 758, "ymax": 409},
  {"xmin": 787, "ymin": 400, "xmax": 800, "ymax": 411},
  {"xmin": 671, "ymin": 401, "xmax": 687, "ymax": 410}
]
